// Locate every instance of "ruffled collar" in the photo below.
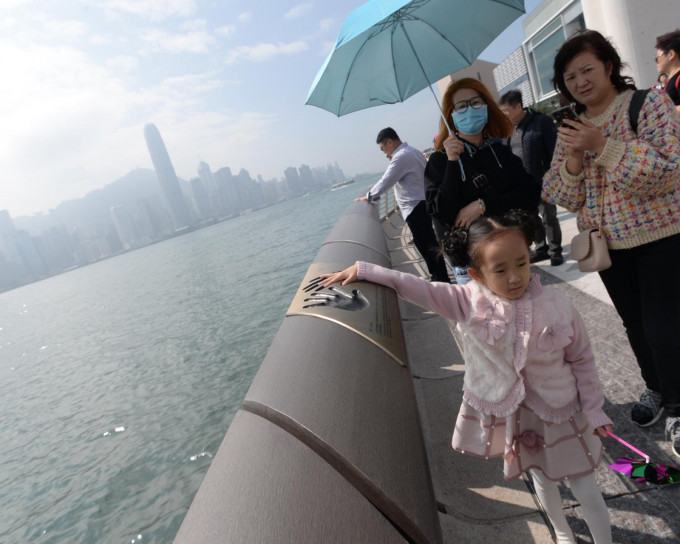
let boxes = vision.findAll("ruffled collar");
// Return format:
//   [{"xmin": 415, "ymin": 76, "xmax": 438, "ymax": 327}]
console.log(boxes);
[
  {"xmin": 523, "ymin": 273, "xmax": 543, "ymax": 298},
  {"xmin": 468, "ymin": 275, "xmax": 542, "ymax": 345}
]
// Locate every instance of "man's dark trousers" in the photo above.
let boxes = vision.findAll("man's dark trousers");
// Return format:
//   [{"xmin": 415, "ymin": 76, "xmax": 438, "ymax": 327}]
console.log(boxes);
[
  {"xmin": 534, "ymin": 200, "xmax": 562, "ymax": 256},
  {"xmin": 405, "ymin": 201, "xmax": 449, "ymax": 282}
]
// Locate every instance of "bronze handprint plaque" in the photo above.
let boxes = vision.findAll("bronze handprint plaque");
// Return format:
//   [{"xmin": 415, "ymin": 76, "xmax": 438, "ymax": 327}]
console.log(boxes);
[{"xmin": 287, "ymin": 263, "xmax": 406, "ymax": 366}]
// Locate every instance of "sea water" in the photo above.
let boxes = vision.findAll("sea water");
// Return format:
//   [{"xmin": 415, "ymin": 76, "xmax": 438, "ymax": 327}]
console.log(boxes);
[{"xmin": 0, "ymin": 181, "xmax": 373, "ymax": 543}]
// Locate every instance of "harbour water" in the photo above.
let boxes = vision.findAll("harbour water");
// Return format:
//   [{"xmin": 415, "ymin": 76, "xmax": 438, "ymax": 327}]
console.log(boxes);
[{"xmin": 0, "ymin": 181, "xmax": 373, "ymax": 544}]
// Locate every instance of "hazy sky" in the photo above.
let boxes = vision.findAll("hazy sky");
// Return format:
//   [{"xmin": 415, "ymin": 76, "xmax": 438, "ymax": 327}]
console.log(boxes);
[{"xmin": 1, "ymin": 0, "xmax": 541, "ymax": 217}]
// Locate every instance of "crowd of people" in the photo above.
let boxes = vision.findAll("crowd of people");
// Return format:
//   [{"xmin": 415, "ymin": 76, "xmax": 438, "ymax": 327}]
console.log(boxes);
[{"xmin": 346, "ymin": 27, "xmax": 680, "ymax": 544}]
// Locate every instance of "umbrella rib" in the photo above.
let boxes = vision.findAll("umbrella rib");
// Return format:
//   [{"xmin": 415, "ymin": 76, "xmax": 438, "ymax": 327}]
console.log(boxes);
[
  {"xmin": 390, "ymin": 23, "xmax": 404, "ymax": 101},
  {"xmin": 489, "ymin": 0, "xmax": 526, "ymax": 16},
  {"xmin": 336, "ymin": 38, "xmax": 377, "ymax": 113},
  {"xmin": 408, "ymin": 18, "xmax": 474, "ymax": 67}
]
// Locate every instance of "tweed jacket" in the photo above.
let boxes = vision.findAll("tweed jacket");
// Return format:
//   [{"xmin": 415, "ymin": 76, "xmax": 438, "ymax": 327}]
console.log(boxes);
[
  {"xmin": 356, "ymin": 262, "xmax": 612, "ymax": 430},
  {"xmin": 542, "ymin": 89, "xmax": 680, "ymax": 250}
]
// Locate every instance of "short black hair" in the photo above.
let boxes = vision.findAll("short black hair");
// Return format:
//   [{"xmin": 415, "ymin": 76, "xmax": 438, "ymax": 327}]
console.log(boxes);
[
  {"xmin": 376, "ymin": 127, "xmax": 399, "ymax": 144},
  {"xmin": 656, "ymin": 29, "xmax": 680, "ymax": 56},
  {"xmin": 499, "ymin": 89, "xmax": 523, "ymax": 107}
]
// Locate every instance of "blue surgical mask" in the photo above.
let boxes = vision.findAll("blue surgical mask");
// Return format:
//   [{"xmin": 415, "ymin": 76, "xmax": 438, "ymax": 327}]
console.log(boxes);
[{"xmin": 453, "ymin": 105, "xmax": 488, "ymax": 135}]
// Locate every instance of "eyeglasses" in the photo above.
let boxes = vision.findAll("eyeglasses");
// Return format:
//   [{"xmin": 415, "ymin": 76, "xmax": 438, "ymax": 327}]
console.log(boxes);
[
  {"xmin": 655, "ymin": 51, "xmax": 668, "ymax": 63},
  {"xmin": 452, "ymin": 96, "xmax": 486, "ymax": 113}
]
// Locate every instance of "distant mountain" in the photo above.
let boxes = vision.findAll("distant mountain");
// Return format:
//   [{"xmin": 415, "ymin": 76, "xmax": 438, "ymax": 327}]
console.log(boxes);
[{"xmin": 15, "ymin": 169, "xmax": 167, "ymax": 234}]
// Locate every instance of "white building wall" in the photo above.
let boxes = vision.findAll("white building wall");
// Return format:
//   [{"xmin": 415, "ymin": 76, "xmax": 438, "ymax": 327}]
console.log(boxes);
[
  {"xmin": 581, "ymin": 0, "xmax": 678, "ymax": 89},
  {"xmin": 436, "ymin": 59, "xmax": 500, "ymax": 101},
  {"xmin": 494, "ymin": 47, "xmax": 536, "ymax": 104}
]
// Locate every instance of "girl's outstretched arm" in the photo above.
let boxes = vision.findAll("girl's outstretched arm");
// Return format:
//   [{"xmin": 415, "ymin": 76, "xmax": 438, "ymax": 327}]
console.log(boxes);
[
  {"xmin": 320, "ymin": 264, "xmax": 358, "ymax": 287},
  {"xmin": 323, "ymin": 261, "xmax": 473, "ymax": 323}
]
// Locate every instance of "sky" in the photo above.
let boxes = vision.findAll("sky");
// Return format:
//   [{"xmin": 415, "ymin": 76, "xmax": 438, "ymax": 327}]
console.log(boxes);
[{"xmin": 1, "ymin": 0, "xmax": 542, "ymax": 218}]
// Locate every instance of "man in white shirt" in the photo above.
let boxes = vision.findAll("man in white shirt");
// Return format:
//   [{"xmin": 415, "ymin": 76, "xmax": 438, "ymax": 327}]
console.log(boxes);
[{"xmin": 356, "ymin": 127, "xmax": 449, "ymax": 282}]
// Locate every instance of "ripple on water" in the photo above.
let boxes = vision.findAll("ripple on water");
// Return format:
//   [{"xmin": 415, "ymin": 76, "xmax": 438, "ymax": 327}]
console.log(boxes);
[{"xmin": 0, "ymin": 183, "xmax": 374, "ymax": 542}]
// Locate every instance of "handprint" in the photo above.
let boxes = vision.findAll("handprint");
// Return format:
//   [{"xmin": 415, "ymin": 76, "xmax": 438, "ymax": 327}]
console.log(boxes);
[{"xmin": 303, "ymin": 285, "xmax": 369, "ymax": 311}]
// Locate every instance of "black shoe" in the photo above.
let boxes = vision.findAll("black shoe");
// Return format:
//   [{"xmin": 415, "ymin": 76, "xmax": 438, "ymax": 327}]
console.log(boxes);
[
  {"xmin": 550, "ymin": 254, "xmax": 564, "ymax": 266},
  {"xmin": 529, "ymin": 249, "xmax": 550, "ymax": 263},
  {"xmin": 631, "ymin": 389, "xmax": 664, "ymax": 427},
  {"xmin": 665, "ymin": 417, "xmax": 680, "ymax": 458}
]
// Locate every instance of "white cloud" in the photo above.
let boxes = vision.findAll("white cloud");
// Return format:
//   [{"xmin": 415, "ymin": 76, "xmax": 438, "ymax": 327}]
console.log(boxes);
[
  {"xmin": 107, "ymin": 55, "xmax": 139, "ymax": 72},
  {"xmin": 284, "ymin": 3, "xmax": 313, "ymax": 20},
  {"xmin": 215, "ymin": 25, "xmax": 235, "ymax": 38},
  {"xmin": 141, "ymin": 27, "xmax": 215, "ymax": 54},
  {"xmin": 0, "ymin": 34, "xmax": 256, "ymax": 215},
  {"xmin": 225, "ymin": 40, "xmax": 308, "ymax": 65},
  {"xmin": 41, "ymin": 19, "xmax": 89, "ymax": 40},
  {"xmin": 154, "ymin": 110, "xmax": 277, "ymax": 182},
  {"xmin": 318, "ymin": 18, "xmax": 334, "ymax": 32},
  {"xmin": 0, "ymin": 0, "xmax": 31, "ymax": 10},
  {"xmin": 237, "ymin": 12, "xmax": 251, "ymax": 22},
  {"xmin": 103, "ymin": 0, "xmax": 198, "ymax": 21}
]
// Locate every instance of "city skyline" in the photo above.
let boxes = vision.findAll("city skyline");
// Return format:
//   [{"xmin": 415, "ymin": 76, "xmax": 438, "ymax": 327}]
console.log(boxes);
[
  {"xmin": 0, "ymin": 155, "xmax": 350, "ymax": 292},
  {"xmin": 0, "ymin": 0, "xmax": 541, "ymax": 218}
]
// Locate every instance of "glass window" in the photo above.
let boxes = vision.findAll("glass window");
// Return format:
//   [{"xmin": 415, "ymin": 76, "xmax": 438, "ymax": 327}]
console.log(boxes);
[
  {"xmin": 531, "ymin": 18, "xmax": 562, "ymax": 46},
  {"xmin": 533, "ymin": 27, "xmax": 566, "ymax": 97}
]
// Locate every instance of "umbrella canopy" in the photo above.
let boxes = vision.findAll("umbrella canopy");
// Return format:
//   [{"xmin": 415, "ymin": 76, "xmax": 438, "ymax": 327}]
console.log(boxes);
[{"xmin": 306, "ymin": 0, "xmax": 525, "ymax": 116}]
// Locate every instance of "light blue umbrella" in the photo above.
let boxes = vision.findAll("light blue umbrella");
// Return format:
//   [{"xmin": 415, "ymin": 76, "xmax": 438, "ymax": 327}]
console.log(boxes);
[{"xmin": 306, "ymin": 0, "xmax": 525, "ymax": 122}]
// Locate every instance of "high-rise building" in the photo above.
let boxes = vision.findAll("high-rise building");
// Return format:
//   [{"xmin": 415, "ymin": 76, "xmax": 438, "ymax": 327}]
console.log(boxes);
[
  {"xmin": 190, "ymin": 177, "xmax": 213, "ymax": 220},
  {"xmin": 214, "ymin": 167, "xmax": 239, "ymax": 215},
  {"xmin": 144, "ymin": 123, "xmax": 192, "ymax": 229},
  {"xmin": 284, "ymin": 167, "xmax": 304, "ymax": 195},
  {"xmin": 110, "ymin": 206, "xmax": 138, "ymax": 249},
  {"xmin": 0, "ymin": 209, "xmax": 21, "ymax": 263},
  {"xmin": 198, "ymin": 161, "xmax": 217, "ymax": 193}
]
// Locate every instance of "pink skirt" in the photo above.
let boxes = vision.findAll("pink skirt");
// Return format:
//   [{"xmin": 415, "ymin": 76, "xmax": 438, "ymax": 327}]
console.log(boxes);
[{"xmin": 451, "ymin": 401, "xmax": 603, "ymax": 481}]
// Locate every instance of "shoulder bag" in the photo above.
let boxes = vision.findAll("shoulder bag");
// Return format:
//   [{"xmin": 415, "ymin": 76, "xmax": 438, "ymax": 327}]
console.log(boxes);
[{"xmin": 570, "ymin": 180, "xmax": 611, "ymax": 272}]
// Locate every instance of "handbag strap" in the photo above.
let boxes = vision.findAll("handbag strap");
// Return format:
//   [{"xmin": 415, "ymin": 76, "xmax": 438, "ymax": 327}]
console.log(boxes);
[{"xmin": 597, "ymin": 178, "xmax": 605, "ymax": 234}]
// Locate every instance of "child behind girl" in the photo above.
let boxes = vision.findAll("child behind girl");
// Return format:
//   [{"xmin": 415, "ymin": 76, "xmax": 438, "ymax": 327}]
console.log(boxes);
[{"xmin": 321, "ymin": 209, "xmax": 613, "ymax": 544}]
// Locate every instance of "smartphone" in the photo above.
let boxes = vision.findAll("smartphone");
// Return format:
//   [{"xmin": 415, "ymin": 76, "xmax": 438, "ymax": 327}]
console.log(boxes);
[{"xmin": 552, "ymin": 105, "xmax": 581, "ymax": 127}]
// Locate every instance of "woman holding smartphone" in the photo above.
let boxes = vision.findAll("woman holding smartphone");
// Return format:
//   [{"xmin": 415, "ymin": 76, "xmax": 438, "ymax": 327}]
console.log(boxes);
[
  {"xmin": 542, "ymin": 30, "xmax": 680, "ymax": 456},
  {"xmin": 425, "ymin": 78, "xmax": 540, "ymax": 284}
]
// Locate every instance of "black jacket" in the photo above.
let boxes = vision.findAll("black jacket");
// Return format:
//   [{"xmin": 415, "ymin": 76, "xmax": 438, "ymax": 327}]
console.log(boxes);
[
  {"xmin": 508, "ymin": 109, "xmax": 557, "ymax": 181},
  {"xmin": 425, "ymin": 138, "xmax": 540, "ymax": 227}
]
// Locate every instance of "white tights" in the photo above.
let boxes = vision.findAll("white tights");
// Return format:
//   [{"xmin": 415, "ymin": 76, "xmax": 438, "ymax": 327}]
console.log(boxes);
[{"xmin": 529, "ymin": 469, "xmax": 612, "ymax": 544}]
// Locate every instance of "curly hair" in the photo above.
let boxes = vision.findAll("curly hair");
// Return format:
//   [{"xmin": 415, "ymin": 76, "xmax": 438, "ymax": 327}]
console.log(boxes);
[
  {"xmin": 434, "ymin": 78, "xmax": 513, "ymax": 151},
  {"xmin": 440, "ymin": 209, "xmax": 535, "ymax": 268},
  {"xmin": 552, "ymin": 29, "xmax": 636, "ymax": 113}
]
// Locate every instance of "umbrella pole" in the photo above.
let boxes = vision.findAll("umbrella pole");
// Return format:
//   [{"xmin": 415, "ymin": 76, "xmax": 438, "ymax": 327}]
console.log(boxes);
[{"xmin": 399, "ymin": 21, "xmax": 453, "ymax": 135}]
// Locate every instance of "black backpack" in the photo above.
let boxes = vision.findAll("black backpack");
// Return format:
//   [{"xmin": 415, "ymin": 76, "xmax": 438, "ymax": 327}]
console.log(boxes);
[{"xmin": 628, "ymin": 88, "xmax": 650, "ymax": 134}]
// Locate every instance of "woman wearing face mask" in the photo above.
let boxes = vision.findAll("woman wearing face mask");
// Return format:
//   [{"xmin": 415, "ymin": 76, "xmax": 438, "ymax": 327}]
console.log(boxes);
[{"xmin": 425, "ymin": 78, "xmax": 541, "ymax": 284}]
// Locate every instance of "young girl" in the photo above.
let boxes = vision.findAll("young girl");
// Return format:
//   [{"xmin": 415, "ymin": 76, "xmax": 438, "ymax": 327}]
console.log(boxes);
[{"xmin": 320, "ymin": 209, "xmax": 613, "ymax": 544}]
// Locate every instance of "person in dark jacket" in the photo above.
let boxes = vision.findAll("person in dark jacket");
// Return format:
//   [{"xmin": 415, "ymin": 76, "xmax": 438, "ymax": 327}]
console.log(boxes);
[
  {"xmin": 425, "ymin": 78, "xmax": 540, "ymax": 284},
  {"xmin": 655, "ymin": 29, "xmax": 680, "ymax": 113},
  {"xmin": 499, "ymin": 89, "xmax": 564, "ymax": 266}
]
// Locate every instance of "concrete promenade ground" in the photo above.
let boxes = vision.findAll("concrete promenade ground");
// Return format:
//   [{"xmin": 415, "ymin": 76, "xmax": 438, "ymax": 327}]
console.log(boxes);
[{"xmin": 381, "ymin": 206, "xmax": 680, "ymax": 543}]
